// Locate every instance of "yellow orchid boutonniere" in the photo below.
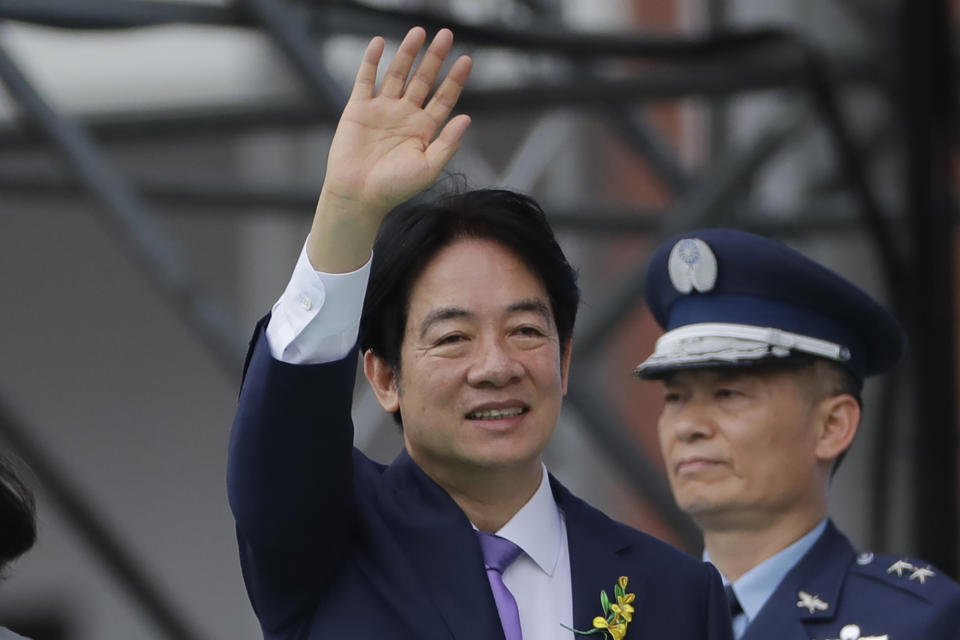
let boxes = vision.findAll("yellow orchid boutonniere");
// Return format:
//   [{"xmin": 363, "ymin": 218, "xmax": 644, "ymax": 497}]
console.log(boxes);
[{"xmin": 563, "ymin": 576, "xmax": 635, "ymax": 640}]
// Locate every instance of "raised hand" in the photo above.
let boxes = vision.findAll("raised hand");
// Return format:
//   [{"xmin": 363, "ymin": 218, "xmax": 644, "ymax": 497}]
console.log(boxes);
[{"xmin": 309, "ymin": 28, "xmax": 472, "ymax": 273}]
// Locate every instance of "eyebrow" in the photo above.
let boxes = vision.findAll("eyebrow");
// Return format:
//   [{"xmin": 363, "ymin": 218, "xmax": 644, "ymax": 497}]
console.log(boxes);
[
  {"xmin": 417, "ymin": 298, "xmax": 553, "ymax": 340},
  {"xmin": 419, "ymin": 307, "xmax": 471, "ymax": 340},
  {"xmin": 507, "ymin": 298, "xmax": 552, "ymax": 323}
]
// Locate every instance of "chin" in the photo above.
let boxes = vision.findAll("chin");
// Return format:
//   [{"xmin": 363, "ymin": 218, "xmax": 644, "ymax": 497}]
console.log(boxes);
[{"xmin": 676, "ymin": 492, "xmax": 728, "ymax": 520}]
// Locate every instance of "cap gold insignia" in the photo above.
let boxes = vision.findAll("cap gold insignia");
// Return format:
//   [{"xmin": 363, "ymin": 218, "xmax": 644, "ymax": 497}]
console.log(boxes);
[
  {"xmin": 668, "ymin": 238, "xmax": 717, "ymax": 294},
  {"xmin": 797, "ymin": 590, "xmax": 829, "ymax": 614},
  {"xmin": 824, "ymin": 623, "xmax": 888, "ymax": 640}
]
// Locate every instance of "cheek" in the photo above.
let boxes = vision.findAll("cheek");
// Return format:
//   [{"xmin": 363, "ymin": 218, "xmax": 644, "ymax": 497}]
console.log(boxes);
[
  {"xmin": 736, "ymin": 426, "xmax": 810, "ymax": 487},
  {"xmin": 656, "ymin": 416, "xmax": 674, "ymax": 456}
]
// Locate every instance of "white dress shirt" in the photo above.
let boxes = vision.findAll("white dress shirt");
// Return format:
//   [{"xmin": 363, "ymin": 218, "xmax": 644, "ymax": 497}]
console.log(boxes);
[
  {"xmin": 704, "ymin": 519, "xmax": 828, "ymax": 640},
  {"xmin": 492, "ymin": 464, "xmax": 574, "ymax": 639},
  {"xmin": 265, "ymin": 242, "xmax": 575, "ymax": 639}
]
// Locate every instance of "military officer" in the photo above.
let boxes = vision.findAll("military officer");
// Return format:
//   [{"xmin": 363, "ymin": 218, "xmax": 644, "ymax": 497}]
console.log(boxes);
[{"xmin": 634, "ymin": 228, "xmax": 960, "ymax": 640}]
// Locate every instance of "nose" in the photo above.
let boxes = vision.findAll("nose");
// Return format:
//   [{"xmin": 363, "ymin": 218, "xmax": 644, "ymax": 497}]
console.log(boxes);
[
  {"xmin": 466, "ymin": 337, "xmax": 524, "ymax": 388},
  {"xmin": 659, "ymin": 397, "xmax": 715, "ymax": 444}
]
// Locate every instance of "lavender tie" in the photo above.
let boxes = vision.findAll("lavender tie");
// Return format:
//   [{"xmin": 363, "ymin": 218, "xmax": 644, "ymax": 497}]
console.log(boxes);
[{"xmin": 477, "ymin": 531, "xmax": 524, "ymax": 640}]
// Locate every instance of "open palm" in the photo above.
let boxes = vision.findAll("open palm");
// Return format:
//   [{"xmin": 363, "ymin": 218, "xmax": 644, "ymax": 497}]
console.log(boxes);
[{"xmin": 322, "ymin": 28, "xmax": 473, "ymax": 212}]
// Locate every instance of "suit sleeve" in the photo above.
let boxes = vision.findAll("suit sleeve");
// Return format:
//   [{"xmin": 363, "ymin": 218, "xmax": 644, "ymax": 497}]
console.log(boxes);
[
  {"xmin": 227, "ymin": 316, "xmax": 359, "ymax": 633},
  {"xmin": 703, "ymin": 562, "xmax": 735, "ymax": 640}
]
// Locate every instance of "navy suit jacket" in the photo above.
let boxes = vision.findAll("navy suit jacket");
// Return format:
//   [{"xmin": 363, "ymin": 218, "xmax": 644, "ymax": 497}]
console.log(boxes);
[
  {"xmin": 742, "ymin": 521, "xmax": 960, "ymax": 640},
  {"xmin": 228, "ymin": 321, "xmax": 732, "ymax": 639}
]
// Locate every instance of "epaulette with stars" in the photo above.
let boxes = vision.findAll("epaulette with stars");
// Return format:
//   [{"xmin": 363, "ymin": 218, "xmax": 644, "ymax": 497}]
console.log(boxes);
[{"xmin": 848, "ymin": 551, "xmax": 960, "ymax": 604}]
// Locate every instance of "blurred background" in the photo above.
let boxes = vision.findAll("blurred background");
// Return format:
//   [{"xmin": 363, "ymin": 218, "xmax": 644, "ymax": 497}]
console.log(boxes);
[{"xmin": 0, "ymin": 0, "xmax": 955, "ymax": 638}]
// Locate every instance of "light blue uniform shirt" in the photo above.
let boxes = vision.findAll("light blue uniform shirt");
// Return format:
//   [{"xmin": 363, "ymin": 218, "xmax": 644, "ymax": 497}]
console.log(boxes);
[{"xmin": 705, "ymin": 519, "xmax": 828, "ymax": 640}]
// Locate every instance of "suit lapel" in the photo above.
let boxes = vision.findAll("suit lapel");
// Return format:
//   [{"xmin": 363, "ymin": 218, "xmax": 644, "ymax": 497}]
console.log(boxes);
[
  {"xmin": 742, "ymin": 521, "xmax": 853, "ymax": 640},
  {"xmin": 378, "ymin": 450, "xmax": 505, "ymax": 640},
  {"xmin": 550, "ymin": 477, "xmax": 643, "ymax": 634}
]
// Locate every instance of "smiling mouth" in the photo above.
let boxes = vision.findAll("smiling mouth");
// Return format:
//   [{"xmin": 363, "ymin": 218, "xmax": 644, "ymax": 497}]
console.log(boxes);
[{"xmin": 466, "ymin": 407, "xmax": 528, "ymax": 420}]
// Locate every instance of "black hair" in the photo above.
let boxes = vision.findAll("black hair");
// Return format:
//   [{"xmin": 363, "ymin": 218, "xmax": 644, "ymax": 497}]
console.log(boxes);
[
  {"xmin": 359, "ymin": 188, "xmax": 580, "ymax": 420},
  {"xmin": 0, "ymin": 455, "xmax": 36, "ymax": 575}
]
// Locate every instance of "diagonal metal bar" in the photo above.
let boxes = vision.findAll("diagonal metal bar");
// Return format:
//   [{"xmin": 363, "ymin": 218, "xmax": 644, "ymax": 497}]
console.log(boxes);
[
  {"xmin": 565, "ymin": 379, "xmax": 702, "ymax": 552},
  {"xmin": 799, "ymin": 46, "xmax": 906, "ymax": 291},
  {"xmin": 572, "ymin": 107, "xmax": 810, "ymax": 363},
  {"xmin": 602, "ymin": 110, "xmax": 692, "ymax": 193},
  {"xmin": 498, "ymin": 111, "xmax": 578, "ymax": 190},
  {"xmin": 0, "ymin": 393, "xmax": 207, "ymax": 640},
  {"xmin": 242, "ymin": 0, "xmax": 346, "ymax": 111},
  {"xmin": 0, "ymin": 42, "xmax": 243, "ymax": 374},
  {"xmin": 571, "ymin": 58, "xmax": 692, "ymax": 194}
]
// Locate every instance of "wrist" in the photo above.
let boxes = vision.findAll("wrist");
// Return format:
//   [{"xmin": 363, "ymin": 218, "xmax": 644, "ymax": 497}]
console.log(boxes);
[{"xmin": 307, "ymin": 190, "xmax": 385, "ymax": 273}]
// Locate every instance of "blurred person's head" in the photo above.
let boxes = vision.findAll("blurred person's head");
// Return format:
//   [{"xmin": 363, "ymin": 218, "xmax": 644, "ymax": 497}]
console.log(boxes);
[{"xmin": 0, "ymin": 455, "xmax": 36, "ymax": 575}]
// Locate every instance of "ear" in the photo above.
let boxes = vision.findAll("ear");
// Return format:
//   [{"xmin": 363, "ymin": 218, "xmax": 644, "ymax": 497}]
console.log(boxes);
[
  {"xmin": 363, "ymin": 349, "xmax": 400, "ymax": 413},
  {"xmin": 814, "ymin": 394, "xmax": 861, "ymax": 462},
  {"xmin": 560, "ymin": 338, "xmax": 573, "ymax": 395}
]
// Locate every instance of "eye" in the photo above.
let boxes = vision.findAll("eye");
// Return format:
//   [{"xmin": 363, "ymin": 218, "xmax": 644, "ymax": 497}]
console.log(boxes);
[
  {"xmin": 514, "ymin": 325, "xmax": 546, "ymax": 337},
  {"xmin": 435, "ymin": 333, "xmax": 466, "ymax": 346},
  {"xmin": 663, "ymin": 391, "xmax": 681, "ymax": 404},
  {"xmin": 715, "ymin": 388, "xmax": 738, "ymax": 399}
]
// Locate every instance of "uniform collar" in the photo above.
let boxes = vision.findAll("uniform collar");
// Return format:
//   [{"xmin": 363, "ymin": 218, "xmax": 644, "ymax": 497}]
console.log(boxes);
[
  {"xmin": 706, "ymin": 518, "xmax": 828, "ymax": 623},
  {"xmin": 489, "ymin": 463, "xmax": 564, "ymax": 577}
]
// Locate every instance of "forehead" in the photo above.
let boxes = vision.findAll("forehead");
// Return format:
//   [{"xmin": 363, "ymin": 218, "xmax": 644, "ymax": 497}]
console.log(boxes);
[{"xmin": 406, "ymin": 238, "xmax": 551, "ymax": 316}]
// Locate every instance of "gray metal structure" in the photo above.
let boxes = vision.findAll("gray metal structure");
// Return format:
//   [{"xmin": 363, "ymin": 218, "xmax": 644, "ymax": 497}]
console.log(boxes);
[{"xmin": 0, "ymin": 1, "xmax": 954, "ymax": 639}]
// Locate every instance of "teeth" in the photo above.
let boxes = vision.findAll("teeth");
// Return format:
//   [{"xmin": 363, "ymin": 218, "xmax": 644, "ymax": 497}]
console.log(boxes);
[{"xmin": 468, "ymin": 407, "xmax": 525, "ymax": 420}]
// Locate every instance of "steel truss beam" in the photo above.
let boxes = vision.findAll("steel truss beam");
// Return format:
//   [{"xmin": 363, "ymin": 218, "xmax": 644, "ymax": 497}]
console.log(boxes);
[
  {"xmin": 0, "ymin": 165, "xmax": 896, "ymax": 236},
  {"xmin": 0, "ymin": 47, "xmax": 880, "ymax": 150}
]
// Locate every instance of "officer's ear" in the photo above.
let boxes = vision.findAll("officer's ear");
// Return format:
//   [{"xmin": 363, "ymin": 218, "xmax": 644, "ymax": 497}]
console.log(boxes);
[
  {"xmin": 363, "ymin": 349, "xmax": 400, "ymax": 414},
  {"xmin": 814, "ymin": 393, "xmax": 861, "ymax": 463}
]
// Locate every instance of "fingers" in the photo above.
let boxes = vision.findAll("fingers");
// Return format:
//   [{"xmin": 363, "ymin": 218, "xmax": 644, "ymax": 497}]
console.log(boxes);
[
  {"xmin": 424, "ymin": 54, "xmax": 472, "ymax": 126},
  {"xmin": 403, "ymin": 28, "xmax": 454, "ymax": 106},
  {"xmin": 349, "ymin": 36, "xmax": 385, "ymax": 102},
  {"xmin": 425, "ymin": 114, "xmax": 471, "ymax": 170},
  {"xmin": 378, "ymin": 26, "xmax": 427, "ymax": 99}
]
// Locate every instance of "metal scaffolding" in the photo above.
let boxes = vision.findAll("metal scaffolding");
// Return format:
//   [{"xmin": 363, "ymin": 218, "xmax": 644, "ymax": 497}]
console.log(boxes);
[{"xmin": 0, "ymin": 1, "xmax": 954, "ymax": 638}]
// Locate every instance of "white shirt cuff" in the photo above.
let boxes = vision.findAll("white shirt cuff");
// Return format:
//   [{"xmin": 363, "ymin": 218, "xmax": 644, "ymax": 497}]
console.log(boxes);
[{"xmin": 265, "ymin": 240, "xmax": 371, "ymax": 364}]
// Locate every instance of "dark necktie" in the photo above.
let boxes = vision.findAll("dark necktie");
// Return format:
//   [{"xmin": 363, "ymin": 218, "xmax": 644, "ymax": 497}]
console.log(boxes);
[
  {"xmin": 724, "ymin": 584, "xmax": 744, "ymax": 617},
  {"xmin": 477, "ymin": 531, "xmax": 524, "ymax": 640}
]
